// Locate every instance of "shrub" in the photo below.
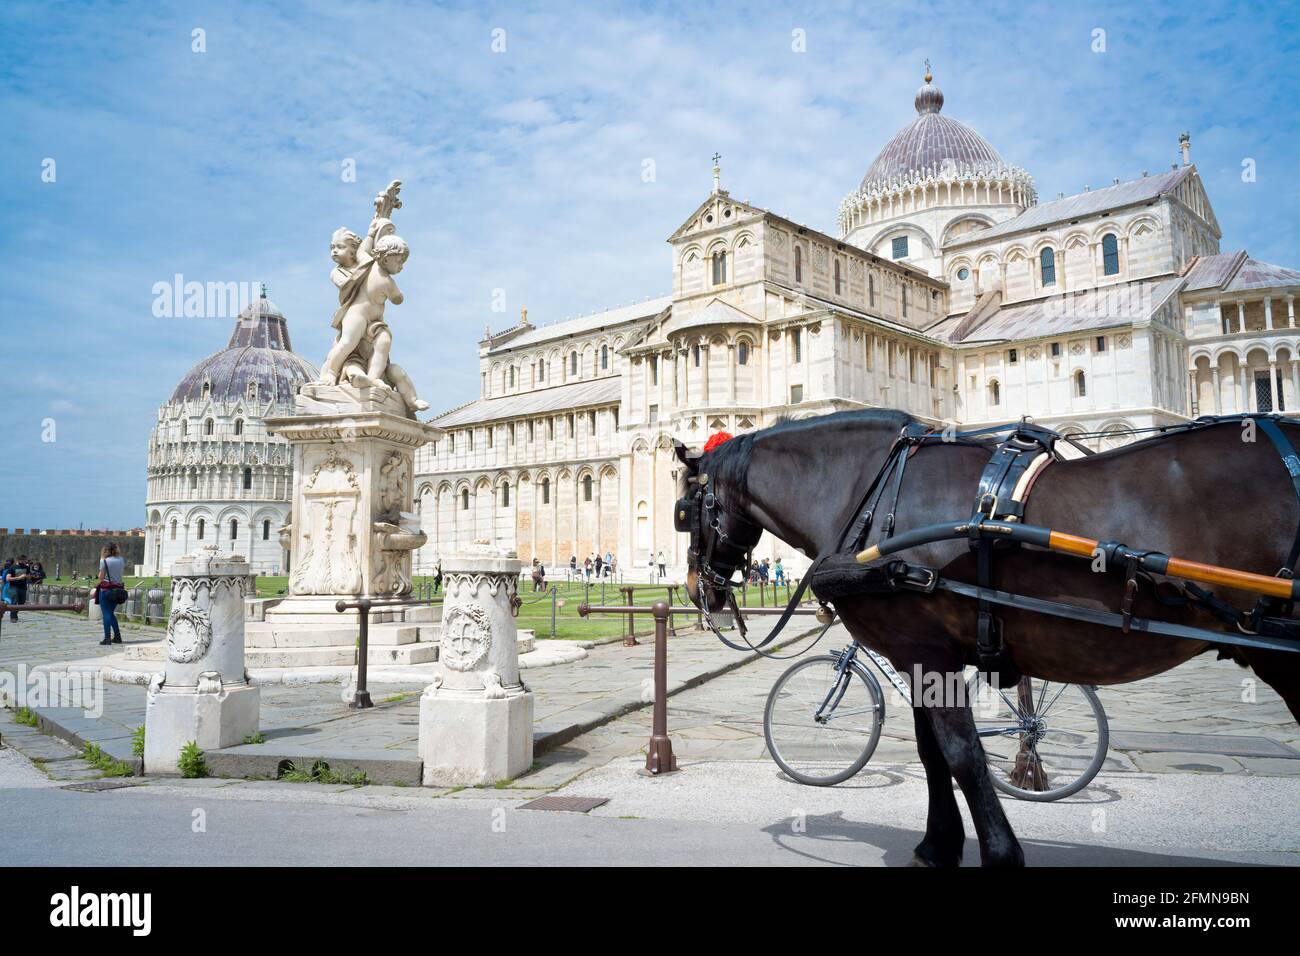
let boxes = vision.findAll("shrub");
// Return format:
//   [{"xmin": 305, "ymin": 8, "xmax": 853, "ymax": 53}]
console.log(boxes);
[{"xmin": 177, "ymin": 741, "xmax": 207, "ymax": 779}]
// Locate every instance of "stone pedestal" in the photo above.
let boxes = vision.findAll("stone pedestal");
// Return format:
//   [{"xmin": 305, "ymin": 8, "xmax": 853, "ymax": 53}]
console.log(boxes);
[
  {"xmin": 255, "ymin": 385, "xmax": 443, "ymax": 664},
  {"xmin": 419, "ymin": 546, "xmax": 533, "ymax": 787},
  {"xmin": 144, "ymin": 547, "xmax": 259, "ymax": 774}
]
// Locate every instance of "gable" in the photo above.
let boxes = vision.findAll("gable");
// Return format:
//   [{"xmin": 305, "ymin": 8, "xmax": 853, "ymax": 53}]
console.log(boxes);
[{"xmin": 668, "ymin": 192, "xmax": 765, "ymax": 243}]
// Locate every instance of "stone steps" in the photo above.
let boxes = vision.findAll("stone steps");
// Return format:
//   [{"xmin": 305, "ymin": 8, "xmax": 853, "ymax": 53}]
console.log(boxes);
[{"xmin": 125, "ymin": 640, "xmax": 440, "ymax": 668}]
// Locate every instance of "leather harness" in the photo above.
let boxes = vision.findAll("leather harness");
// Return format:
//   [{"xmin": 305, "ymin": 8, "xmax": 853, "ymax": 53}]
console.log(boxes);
[{"xmin": 681, "ymin": 412, "xmax": 1300, "ymax": 661}]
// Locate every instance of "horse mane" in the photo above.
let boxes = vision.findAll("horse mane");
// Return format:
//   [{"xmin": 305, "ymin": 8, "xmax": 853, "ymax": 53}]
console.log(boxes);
[{"xmin": 701, "ymin": 408, "xmax": 913, "ymax": 499}]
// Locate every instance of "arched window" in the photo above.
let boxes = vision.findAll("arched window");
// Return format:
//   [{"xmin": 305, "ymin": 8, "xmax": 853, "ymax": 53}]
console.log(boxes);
[
  {"xmin": 737, "ymin": 341, "xmax": 750, "ymax": 366},
  {"xmin": 583, "ymin": 475, "xmax": 593, "ymax": 502},
  {"xmin": 570, "ymin": 351, "xmax": 578, "ymax": 376},
  {"xmin": 461, "ymin": 488, "xmax": 470, "ymax": 510},
  {"xmin": 170, "ymin": 519, "xmax": 177, "ymax": 540},
  {"xmin": 230, "ymin": 518, "xmax": 238, "ymax": 541},
  {"xmin": 541, "ymin": 478, "xmax": 551, "ymax": 504},
  {"xmin": 868, "ymin": 273, "xmax": 876, "ymax": 307},
  {"xmin": 1040, "ymin": 247, "xmax": 1056, "ymax": 286},
  {"xmin": 262, "ymin": 519, "xmax": 271, "ymax": 540},
  {"xmin": 204, "ymin": 418, "xmax": 214, "ymax": 435},
  {"xmin": 242, "ymin": 467, "xmax": 252, "ymax": 490},
  {"xmin": 190, "ymin": 472, "xmax": 198, "ymax": 489},
  {"xmin": 692, "ymin": 344, "xmax": 701, "ymax": 368},
  {"xmin": 600, "ymin": 345, "xmax": 609, "ymax": 370},
  {"xmin": 711, "ymin": 250, "xmax": 727, "ymax": 285},
  {"xmin": 181, "ymin": 419, "xmax": 188, "ymax": 437},
  {"xmin": 791, "ymin": 329, "xmax": 802, "ymax": 363},
  {"xmin": 1102, "ymin": 233, "xmax": 1120, "ymax": 275},
  {"xmin": 234, "ymin": 418, "xmax": 243, "ymax": 435},
  {"xmin": 834, "ymin": 259, "xmax": 842, "ymax": 295},
  {"xmin": 509, "ymin": 366, "xmax": 516, "ymax": 387},
  {"xmin": 197, "ymin": 518, "xmax": 205, "ymax": 540},
  {"xmin": 794, "ymin": 246, "xmax": 803, "ymax": 283},
  {"xmin": 201, "ymin": 381, "xmax": 211, "ymax": 399},
  {"xmin": 501, "ymin": 483, "xmax": 511, "ymax": 507},
  {"xmin": 246, "ymin": 381, "xmax": 257, "ymax": 401},
  {"xmin": 1074, "ymin": 369, "xmax": 1087, "ymax": 398},
  {"xmin": 988, "ymin": 379, "xmax": 1001, "ymax": 407},
  {"xmin": 537, "ymin": 359, "xmax": 545, "ymax": 382}
]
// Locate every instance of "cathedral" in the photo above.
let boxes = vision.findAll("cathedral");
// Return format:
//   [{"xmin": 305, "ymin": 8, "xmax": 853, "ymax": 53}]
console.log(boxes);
[{"xmin": 411, "ymin": 68, "xmax": 1300, "ymax": 579}]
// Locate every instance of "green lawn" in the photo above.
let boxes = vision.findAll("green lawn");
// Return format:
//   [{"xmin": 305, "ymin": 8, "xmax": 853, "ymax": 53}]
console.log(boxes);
[{"xmin": 38, "ymin": 573, "xmax": 800, "ymax": 642}]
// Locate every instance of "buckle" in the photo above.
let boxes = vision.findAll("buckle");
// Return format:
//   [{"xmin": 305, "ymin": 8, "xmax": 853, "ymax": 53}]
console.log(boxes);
[{"xmin": 977, "ymin": 493, "xmax": 998, "ymax": 517}]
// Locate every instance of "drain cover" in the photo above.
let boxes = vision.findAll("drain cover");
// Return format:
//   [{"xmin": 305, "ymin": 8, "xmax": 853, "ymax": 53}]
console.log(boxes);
[
  {"xmin": 62, "ymin": 779, "xmax": 144, "ymax": 793},
  {"xmin": 519, "ymin": 796, "xmax": 609, "ymax": 813}
]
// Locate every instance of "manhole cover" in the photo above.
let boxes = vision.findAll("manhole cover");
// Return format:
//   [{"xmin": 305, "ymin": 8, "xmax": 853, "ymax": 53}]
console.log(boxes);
[
  {"xmin": 519, "ymin": 796, "xmax": 609, "ymax": 813},
  {"xmin": 62, "ymin": 779, "xmax": 144, "ymax": 793}
]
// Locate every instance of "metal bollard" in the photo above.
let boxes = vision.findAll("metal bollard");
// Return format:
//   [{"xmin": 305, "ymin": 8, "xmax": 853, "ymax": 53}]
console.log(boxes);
[
  {"xmin": 620, "ymin": 586, "xmax": 637, "ymax": 646},
  {"xmin": 646, "ymin": 602, "xmax": 678, "ymax": 775},
  {"xmin": 665, "ymin": 586, "xmax": 677, "ymax": 637},
  {"xmin": 550, "ymin": 586, "xmax": 558, "ymax": 640}
]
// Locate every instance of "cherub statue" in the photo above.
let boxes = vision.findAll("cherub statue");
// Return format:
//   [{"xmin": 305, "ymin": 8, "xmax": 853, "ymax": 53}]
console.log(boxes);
[{"xmin": 314, "ymin": 181, "xmax": 428, "ymax": 413}]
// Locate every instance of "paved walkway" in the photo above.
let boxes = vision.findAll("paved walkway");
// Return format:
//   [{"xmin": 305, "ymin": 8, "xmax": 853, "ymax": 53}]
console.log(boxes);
[{"xmin": 1, "ymin": 610, "xmax": 1296, "ymax": 791}]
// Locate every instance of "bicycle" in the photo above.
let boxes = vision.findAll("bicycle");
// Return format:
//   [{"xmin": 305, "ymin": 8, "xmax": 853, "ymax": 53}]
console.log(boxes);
[{"xmin": 762, "ymin": 643, "xmax": 1109, "ymax": 801}]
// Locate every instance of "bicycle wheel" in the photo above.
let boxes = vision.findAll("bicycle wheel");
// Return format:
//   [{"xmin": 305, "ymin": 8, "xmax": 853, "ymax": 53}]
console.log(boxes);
[
  {"xmin": 764, "ymin": 654, "xmax": 885, "ymax": 786},
  {"xmin": 967, "ymin": 674, "xmax": 1108, "ymax": 802}
]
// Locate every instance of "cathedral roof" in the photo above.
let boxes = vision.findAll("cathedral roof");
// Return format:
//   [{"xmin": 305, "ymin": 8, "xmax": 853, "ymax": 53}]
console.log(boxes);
[
  {"xmin": 487, "ymin": 297, "xmax": 672, "ymax": 354},
  {"xmin": 947, "ymin": 167, "xmax": 1192, "ymax": 247},
  {"xmin": 432, "ymin": 377, "xmax": 621, "ymax": 428},
  {"xmin": 169, "ymin": 291, "xmax": 318, "ymax": 406},
  {"xmin": 860, "ymin": 70, "xmax": 1009, "ymax": 192}
]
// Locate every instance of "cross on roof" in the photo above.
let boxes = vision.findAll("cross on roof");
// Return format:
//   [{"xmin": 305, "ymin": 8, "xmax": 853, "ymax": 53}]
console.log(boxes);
[{"xmin": 712, "ymin": 152, "xmax": 721, "ymax": 166}]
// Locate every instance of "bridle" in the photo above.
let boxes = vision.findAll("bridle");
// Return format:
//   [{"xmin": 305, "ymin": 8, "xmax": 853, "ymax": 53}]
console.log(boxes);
[{"xmin": 675, "ymin": 471, "xmax": 764, "ymax": 647}]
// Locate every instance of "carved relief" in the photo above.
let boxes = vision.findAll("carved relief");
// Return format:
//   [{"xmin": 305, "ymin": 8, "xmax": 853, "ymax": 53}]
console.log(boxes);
[
  {"xmin": 290, "ymin": 447, "xmax": 362, "ymax": 595},
  {"xmin": 167, "ymin": 605, "xmax": 213, "ymax": 664},
  {"xmin": 440, "ymin": 603, "xmax": 493, "ymax": 671}
]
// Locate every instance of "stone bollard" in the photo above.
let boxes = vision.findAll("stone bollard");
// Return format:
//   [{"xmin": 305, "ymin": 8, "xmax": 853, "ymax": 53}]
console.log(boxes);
[
  {"xmin": 419, "ymin": 544, "xmax": 533, "ymax": 787},
  {"xmin": 144, "ymin": 546, "xmax": 259, "ymax": 774},
  {"xmin": 146, "ymin": 588, "xmax": 165, "ymax": 626}
]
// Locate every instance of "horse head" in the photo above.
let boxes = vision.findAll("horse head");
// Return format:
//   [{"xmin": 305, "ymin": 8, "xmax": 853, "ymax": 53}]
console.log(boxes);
[{"xmin": 673, "ymin": 435, "xmax": 764, "ymax": 614}]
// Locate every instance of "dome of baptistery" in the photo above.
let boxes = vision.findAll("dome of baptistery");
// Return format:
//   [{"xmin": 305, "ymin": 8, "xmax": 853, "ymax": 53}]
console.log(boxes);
[
  {"xmin": 170, "ymin": 292, "xmax": 318, "ymax": 404},
  {"xmin": 142, "ymin": 288, "xmax": 318, "ymax": 576}
]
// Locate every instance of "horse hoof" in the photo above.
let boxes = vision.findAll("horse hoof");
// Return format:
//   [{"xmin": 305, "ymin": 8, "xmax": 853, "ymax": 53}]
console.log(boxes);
[{"xmin": 909, "ymin": 854, "xmax": 937, "ymax": 867}]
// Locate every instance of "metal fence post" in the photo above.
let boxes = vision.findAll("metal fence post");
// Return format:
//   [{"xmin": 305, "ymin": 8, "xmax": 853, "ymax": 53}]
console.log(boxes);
[
  {"xmin": 620, "ymin": 586, "xmax": 637, "ymax": 646},
  {"xmin": 645, "ymin": 601, "xmax": 678, "ymax": 775},
  {"xmin": 339, "ymin": 597, "xmax": 373, "ymax": 709},
  {"xmin": 550, "ymin": 585, "xmax": 558, "ymax": 639},
  {"xmin": 666, "ymin": 586, "xmax": 677, "ymax": 637}
]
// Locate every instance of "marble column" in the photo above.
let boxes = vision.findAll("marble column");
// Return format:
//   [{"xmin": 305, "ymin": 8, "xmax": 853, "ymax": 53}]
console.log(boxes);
[
  {"xmin": 144, "ymin": 546, "xmax": 258, "ymax": 773},
  {"xmin": 419, "ymin": 545, "xmax": 532, "ymax": 786}
]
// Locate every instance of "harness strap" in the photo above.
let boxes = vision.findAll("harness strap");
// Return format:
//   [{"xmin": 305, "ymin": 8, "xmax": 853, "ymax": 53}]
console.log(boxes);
[{"xmin": 1256, "ymin": 416, "xmax": 1300, "ymax": 574}]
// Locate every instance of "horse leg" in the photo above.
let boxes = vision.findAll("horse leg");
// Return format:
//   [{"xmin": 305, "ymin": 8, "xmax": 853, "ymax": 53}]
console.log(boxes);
[
  {"xmin": 1239, "ymin": 647, "xmax": 1300, "ymax": 722},
  {"xmin": 910, "ymin": 705, "xmax": 965, "ymax": 867},
  {"xmin": 921, "ymin": 703, "xmax": 1025, "ymax": 867}
]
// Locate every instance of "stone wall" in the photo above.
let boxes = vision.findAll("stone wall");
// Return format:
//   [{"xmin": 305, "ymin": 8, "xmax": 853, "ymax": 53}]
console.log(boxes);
[{"xmin": 0, "ymin": 533, "xmax": 145, "ymax": 578}]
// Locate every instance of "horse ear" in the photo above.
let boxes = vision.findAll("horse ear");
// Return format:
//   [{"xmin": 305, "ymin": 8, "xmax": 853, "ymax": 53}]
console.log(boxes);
[{"xmin": 672, "ymin": 438, "xmax": 693, "ymax": 467}]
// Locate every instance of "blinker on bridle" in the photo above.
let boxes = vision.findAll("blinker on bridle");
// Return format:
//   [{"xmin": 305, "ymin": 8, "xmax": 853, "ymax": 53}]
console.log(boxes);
[{"xmin": 677, "ymin": 470, "xmax": 761, "ymax": 639}]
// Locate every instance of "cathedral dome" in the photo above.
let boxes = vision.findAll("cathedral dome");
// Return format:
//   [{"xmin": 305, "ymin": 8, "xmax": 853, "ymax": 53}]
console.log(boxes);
[
  {"xmin": 170, "ymin": 291, "xmax": 318, "ymax": 406},
  {"xmin": 859, "ymin": 70, "xmax": 1007, "ymax": 192}
]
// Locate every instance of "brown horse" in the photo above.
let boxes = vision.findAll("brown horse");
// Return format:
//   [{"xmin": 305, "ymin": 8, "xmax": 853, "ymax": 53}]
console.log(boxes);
[{"xmin": 678, "ymin": 409, "xmax": 1300, "ymax": 867}]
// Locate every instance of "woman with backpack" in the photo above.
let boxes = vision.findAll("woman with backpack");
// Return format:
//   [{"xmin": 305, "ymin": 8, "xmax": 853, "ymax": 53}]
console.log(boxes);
[{"xmin": 95, "ymin": 541, "xmax": 126, "ymax": 646}]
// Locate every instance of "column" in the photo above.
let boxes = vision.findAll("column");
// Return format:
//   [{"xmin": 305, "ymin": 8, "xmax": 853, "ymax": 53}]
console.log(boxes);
[
  {"xmin": 1237, "ymin": 301, "xmax": 1245, "ymax": 332},
  {"xmin": 1270, "ymin": 361, "xmax": 1280, "ymax": 412},
  {"xmin": 144, "ymin": 547, "xmax": 259, "ymax": 773},
  {"xmin": 1211, "ymin": 367, "xmax": 1221, "ymax": 414},
  {"xmin": 1187, "ymin": 370, "xmax": 1197, "ymax": 416},
  {"xmin": 1266, "ymin": 297, "xmax": 1274, "ymax": 331},
  {"xmin": 701, "ymin": 342, "xmax": 710, "ymax": 405},
  {"xmin": 728, "ymin": 343, "xmax": 737, "ymax": 402},
  {"xmin": 1288, "ymin": 295, "xmax": 1296, "ymax": 329},
  {"xmin": 1216, "ymin": 300, "xmax": 1226, "ymax": 334}
]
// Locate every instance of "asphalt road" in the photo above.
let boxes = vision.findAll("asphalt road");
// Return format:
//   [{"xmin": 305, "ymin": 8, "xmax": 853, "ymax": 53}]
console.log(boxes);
[{"xmin": 1, "ymin": 750, "xmax": 1294, "ymax": 867}]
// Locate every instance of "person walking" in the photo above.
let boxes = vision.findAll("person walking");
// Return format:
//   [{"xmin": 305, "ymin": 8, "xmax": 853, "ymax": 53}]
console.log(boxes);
[
  {"xmin": 1, "ymin": 559, "xmax": 16, "ymax": 621},
  {"xmin": 433, "ymin": 560, "xmax": 443, "ymax": 595},
  {"xmin": 604, "ymin": 551, "xmax": 613, "ymax": 578},
  {"xmin": 95, "ymin": 541, "xmax": 126, "ymax": 646},
  {"xmin": 657, "ymin": 550, "xmax": 666, "ymax": 580},
  {"xmin": 28, "ymin": 560, "xmax": 46, "ymax": 587},
  {"xmin": 594, "ymin": 552, "xmax": 603, "ymax": 578},
  {"xmin": 773, "ymin": 557, "xmax": 785, "ymax": 586}
]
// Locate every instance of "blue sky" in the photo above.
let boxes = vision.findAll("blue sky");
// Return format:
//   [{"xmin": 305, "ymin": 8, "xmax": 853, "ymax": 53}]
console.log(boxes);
[{"xmin": 2, "ymin": 0, "xmax": 1297, "ymax": 529}]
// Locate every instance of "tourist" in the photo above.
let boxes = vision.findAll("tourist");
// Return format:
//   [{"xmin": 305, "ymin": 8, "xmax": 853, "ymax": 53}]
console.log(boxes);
[
  {"xmin": 29, "ymin": 560, "xmax": 46, "ymax": 587},
  {"xmin": 1, "ymin": 559, "xmax": 16, "ymax": 621},
  {"xmin": 433, "ymin": 560, "xmax": 443, "ymax": 595},
  {"xmin": 594, "ymin": 552, "xmax": 603, "ymax": 578},
  {"xmin": 531, "ymin": 558, "xmax": 545, "ymax": 592},
  {"xmin": 774, "ymin": 557, "xmax": 785, "ymax": 586},
  {"xmin": 95, "ymin": 542, "xmax": 126, "ymax": 646},
  {"xmin": 760, "ymin": 558, "xmax": 770, "ymax": 584},
  {"xmin": 609, "ymin": 555, "xmax": 618, "ymax": 578},
  {"xmin": 657, "ymin": 550, "xmax": 666, "ymax": 579},
  {"xmin": 583, "ymin": 556, "xmax": 593, "ymax": 583},
  {"xmin": 604, "ymin": 551, "xmax": 613, "ymax": 578},
  {"xmin": 7, "ymin": 556, "xmax": 31, "ymax": 621},
  {"xmin": 647, "ymin": 556, "xmax": 656, "ymax": 583}
]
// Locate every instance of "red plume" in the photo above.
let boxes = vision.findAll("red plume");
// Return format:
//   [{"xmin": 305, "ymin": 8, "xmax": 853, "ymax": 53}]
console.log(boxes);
[{"xmin": 703, "ymin": 431, "xmax": 734, "ymax": 453}]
